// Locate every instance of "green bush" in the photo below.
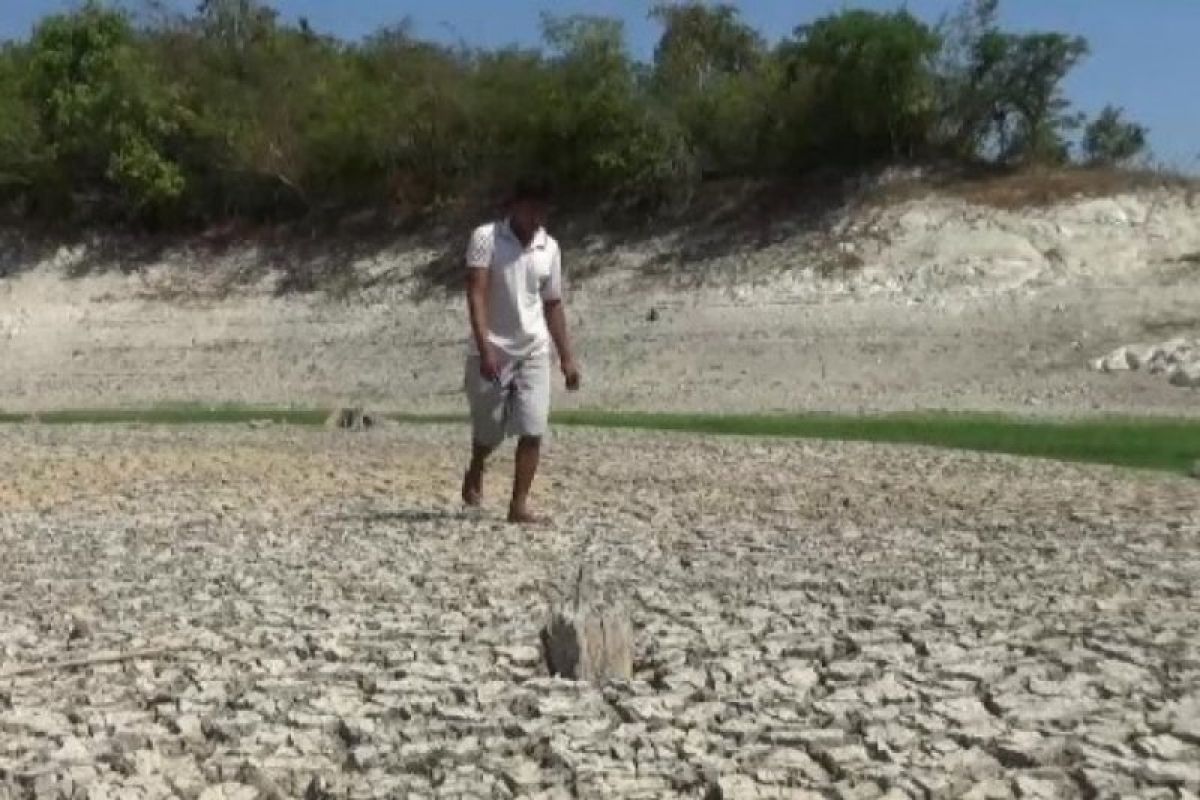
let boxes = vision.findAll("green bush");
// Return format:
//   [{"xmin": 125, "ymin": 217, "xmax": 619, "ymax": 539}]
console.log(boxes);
[
  {"xmin": 24, "ymin": 2, "xmax": 189, "ymax": 221},
  {"xmin": 0, "ymin": 44, "xmax": 39, "ymax": 207},
  {"xmin": 0, "ymin": 0, "xmax": 1151, "ymax": 227},
  {"xmin": 776, "ymin": 10, "xmax": 941, "ymax": 167},
  {"xmin": 649, "ymin": 3, "xmax": 770, "ymax": 176},
  {"xmin": 1083, "ymin": 105, "xmax": 1148, "ymax": 166},
  {"xmin": 934, "ymin": 0, "xmax": 1089, "ymax": 164}
]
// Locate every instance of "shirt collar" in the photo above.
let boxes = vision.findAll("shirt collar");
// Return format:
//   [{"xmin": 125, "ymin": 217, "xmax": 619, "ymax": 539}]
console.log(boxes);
[{"xmin": 501, "ymin": 218, "xmax": 548, "ymax": 250}]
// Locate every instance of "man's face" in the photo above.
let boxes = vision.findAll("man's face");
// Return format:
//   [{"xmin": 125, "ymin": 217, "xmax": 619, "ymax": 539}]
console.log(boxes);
[{"xmin": 510, "ymin": 198, "xmax": 548, "ymax": 238}]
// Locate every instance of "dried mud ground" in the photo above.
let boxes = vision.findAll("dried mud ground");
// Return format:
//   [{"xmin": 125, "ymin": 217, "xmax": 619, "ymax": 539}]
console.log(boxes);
[{"xmin": 1, "ymin": 424, "xmax": 1198, "ymax": 800}]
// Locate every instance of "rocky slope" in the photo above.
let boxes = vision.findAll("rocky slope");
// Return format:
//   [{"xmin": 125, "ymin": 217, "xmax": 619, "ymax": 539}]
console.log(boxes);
[{"xmin": 2, "ymin": 187, "xmax": 1198, "ymax": 417}]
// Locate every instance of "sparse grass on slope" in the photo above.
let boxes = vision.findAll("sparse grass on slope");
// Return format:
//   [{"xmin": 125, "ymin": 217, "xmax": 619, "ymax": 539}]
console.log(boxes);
[{"xmin": 1, "ymin": 405, "xmax": 1196, "ymax": 475}]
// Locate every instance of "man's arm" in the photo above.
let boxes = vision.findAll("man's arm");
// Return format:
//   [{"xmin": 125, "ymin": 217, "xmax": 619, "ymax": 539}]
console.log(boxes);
[
  {"xmin": 466, "ymin": 229, "xmax": 499, "ymax": 381},
  {"xmin": 544, "ymin": 299, "xmax": 579, "ymax": 389},
  {"xmin": 542, "ymin": 245, "xmax": 580, "ymax": 390}
]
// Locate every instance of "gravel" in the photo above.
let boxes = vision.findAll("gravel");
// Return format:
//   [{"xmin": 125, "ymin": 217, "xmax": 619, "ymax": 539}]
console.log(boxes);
[{"xmin": 1, "ymin": 424, "xmax": 1197, "ymax": 798}]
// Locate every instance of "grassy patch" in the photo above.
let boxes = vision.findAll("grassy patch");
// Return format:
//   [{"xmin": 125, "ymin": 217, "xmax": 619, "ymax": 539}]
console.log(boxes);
[
  {"xmin": 553, "ymin": 410, "xmax": 1200, "ymax": 475},
  {"xmin": 16, "ymin": 404, "xmax": 329, "ymax": 426},
  {"xmin": 1, "ymin": 405, "xmax": 1196, "ymax": 475}
]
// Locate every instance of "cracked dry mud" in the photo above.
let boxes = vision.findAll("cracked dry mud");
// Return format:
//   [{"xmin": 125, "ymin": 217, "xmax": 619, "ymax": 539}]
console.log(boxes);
[{"xmin": 1, "ymin": 425, "xmax": 1198, "ymax": 800}]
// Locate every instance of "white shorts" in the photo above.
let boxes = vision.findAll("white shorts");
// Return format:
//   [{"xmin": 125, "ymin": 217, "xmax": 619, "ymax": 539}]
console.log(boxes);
[{"xmin": 465, "ymin": 352, "xmax": 551, "ymax": 447}]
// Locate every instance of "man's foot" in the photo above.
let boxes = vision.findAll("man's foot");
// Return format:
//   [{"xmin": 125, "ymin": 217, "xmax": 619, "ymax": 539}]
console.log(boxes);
[
  {"xmin": 462, "ymin": 468, "xmax": 483, "ymax": 507},
  {"xmin": 507, "ymin": 505, "xmax": 550, "ymax": 526}
]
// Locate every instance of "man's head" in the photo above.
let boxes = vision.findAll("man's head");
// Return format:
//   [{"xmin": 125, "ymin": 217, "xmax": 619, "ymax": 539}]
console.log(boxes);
[{"xmin": 508, "ymin": 176, "xmax": 552, "ymax": 242}]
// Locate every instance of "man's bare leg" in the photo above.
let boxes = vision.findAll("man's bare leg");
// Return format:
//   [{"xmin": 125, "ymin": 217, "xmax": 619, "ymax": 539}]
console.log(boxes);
[
  {"xmin": 462, "ymin": 441, "xmax": 494, "ymax": 507},
  {"xmin": 508, "ymin": 436, "xmax": 545, "ymax": 524}
]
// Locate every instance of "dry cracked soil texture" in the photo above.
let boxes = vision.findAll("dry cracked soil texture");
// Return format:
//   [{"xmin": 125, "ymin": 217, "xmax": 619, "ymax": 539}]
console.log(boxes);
[{"xmin": 1, "ymin": 424, "xmax": 1198, "ymax": 800}]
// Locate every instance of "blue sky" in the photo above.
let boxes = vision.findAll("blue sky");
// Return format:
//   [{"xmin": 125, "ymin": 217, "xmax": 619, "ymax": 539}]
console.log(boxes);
[{"xmin": 3, "ymin": 1, "xmax": 1197, "ymax": 169}]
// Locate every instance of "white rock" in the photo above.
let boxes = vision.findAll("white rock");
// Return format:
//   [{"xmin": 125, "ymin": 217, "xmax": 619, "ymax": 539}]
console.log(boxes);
[
  {"xmin": 198, "ymin": 785, "xmax": 259, "ymax": 800},
  {"xmin": 51, "ymin": 737, "xmax": 91, "ymax": 764},
  {"xmin": 1101, "ymin": 348, "xmax": 1132, "ymax": 372},
  {"xmin": 1123, "ymin": 344, "xmax": 1160, "ymax": 370},
  {"xmin": 1169, "ymin": 361, "xmax": 1200, "ymax": 388}
]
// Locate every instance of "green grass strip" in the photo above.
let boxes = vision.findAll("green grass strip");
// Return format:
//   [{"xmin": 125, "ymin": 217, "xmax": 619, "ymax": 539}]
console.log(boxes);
[
  {"xmin": 552, "ymin": 410, "xmax": 1200, "ymax": 475},
  {"xmin": 17, "ymin": 405, "xmax": 329, "ymax": 426},
  {"xmin": 0, "ymin": 405, "xmax": 1195, "ymax": 475}
]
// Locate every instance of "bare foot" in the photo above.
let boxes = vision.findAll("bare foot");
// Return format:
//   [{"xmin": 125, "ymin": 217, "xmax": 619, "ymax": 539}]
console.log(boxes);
[
  {"xmin": 461, "ymin": 469, "xmax": 483, "ymax": 507},
  {"xmin": 507, "ymin": 506, "xmax": 550, "ymax": 526}
]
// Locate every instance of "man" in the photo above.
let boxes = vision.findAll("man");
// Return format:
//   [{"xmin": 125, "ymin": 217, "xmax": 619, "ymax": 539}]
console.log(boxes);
[{"xmin": 461, "ymin": 178, "xmax": 581, "ymax": 524}]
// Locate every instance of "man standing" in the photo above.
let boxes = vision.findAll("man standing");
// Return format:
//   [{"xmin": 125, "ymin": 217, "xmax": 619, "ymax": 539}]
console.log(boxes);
[{"xmin": 461, "ymin": 178, "xmax": 580, "ymax": 524}]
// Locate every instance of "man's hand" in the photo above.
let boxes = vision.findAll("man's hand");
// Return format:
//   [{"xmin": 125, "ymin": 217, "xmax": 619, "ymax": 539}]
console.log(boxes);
[
  {"xmin": 562, "ymin": 359, "xmax": 582, "ymax": 392},
  {"xmin": 479, "ymin": 346, "xmax": 501, "ymax": 383}
]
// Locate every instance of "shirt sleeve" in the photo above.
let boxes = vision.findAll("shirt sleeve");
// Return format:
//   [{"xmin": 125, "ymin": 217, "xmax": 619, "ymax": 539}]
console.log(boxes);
[
  {"xmin": 465, "ymin": 225, "xmax": 493, "ymax": 270},
  {"xmin": 541, "ymin": 244, "xmax": 563, "ymax": 302}
]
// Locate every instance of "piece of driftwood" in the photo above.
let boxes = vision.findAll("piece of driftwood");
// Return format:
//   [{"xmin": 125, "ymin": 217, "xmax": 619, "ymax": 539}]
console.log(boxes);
[
  {"xmin": 326, "ymin": 408, "xmax": 377, "ymax": 431},
  {"xmin": 540, "ymin": 562, "xmax": 633, "ymax": 684}
]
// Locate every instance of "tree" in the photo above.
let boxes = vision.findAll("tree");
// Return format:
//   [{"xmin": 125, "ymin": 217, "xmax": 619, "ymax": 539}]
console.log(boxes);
[
  {"xmin": 162, "ymin": 1, "xmax": 349, "ymax": 218},
  {"xmin": 650, "ymin": 3, "xmax": 764, "ymax": 94},
  {"xmin": 24, "ymin": 2, "xmax": 188, "ymax": 220},
  {"xmin": 0, "ymin": 44, "xmax": 39, "ymax": 203},
  {"xmin": 649, "ymin": 2, "xmax": 770, "ymax": 176},
  {"xmin": 777, "ymin": 10, "xmax": 941, "ymax": 166},
  {"xmin": 986, "ymin": 32, "xmax": 1090, "ymax": 164},
  {"xmin": 0, "ymin": 0, "xmax": 1159, "ymax": 227},
  {"xmin": 935, "ymin": 0, "xmax": 1089, "ymax": 164},
  {"xmin": 196, "ymin": 0, "xmax": 278, "ymax": 51},
  {"xmin": 934, "ymin": 0, "xmax": 1000, "ymax": 155},
  {"xmin": 1082, "ymin": 105, "xmax": 1148, "ymax": 166},
  {"xmin": 539, "ymin": 14, "xmax": 692, "ymax": 208}
]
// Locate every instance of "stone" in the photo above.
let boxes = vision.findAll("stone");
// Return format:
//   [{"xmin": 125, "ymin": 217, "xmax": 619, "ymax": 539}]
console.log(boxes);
[
  {"xmin": 1158, "ymin": 698, "xmax": 1200, "ymax": 744},
  {"xmin": 826, "ymin": 660, "xmax": 872, "ymax": 682},
  {"xmin": 717, "ymin": 774, "xmax": 766, "ymax": 798},
  {"xmin": 1133, "ymin": 735, "xmax": 1192, "ymax": 761},
  {"xmin": 171, "ymin": 714, "xmax": 205, "ymax": 743},
  {"xmin": 993, "ymin": 731, "xmax": 1059, "ymax": 768},
  {"xmin": 833, "ymin": 781, "xmax": 884, "ymax": 800},
  {"xmin": 759, "ymin": 749, "xmax": 829, "ymax": 783},
  {"xmin": 502, "ymin": 758, "xmax": 544, "ymax": 790},
  {"xmin": 1093, "ymin": 347, "xmax": 1131, "ymax": 373},
  {"xmin": 51, "ymin": 737, "xmax": 91, "ymax": 764},
  {"xmin": 346, "ymin": 745, "xmax": 379, "ymax": 771},
  {"xmin": 811, "ymin": 745, "xmax": 871, "ymax": 779},
  {"xmin": 932, "ymin": 697, "xmax": 995, "ymax": 729},
  {"xmin": 495, "ymin": 645, "xmax": 543, "ymax": 667},
  {"xmin": 1169, "ymin": 362, "xmax": 1200, "ymax": 388},
  {"xmin": 779, "ymin": 665, "xmax": 820, "ymax": 692},
  {"xmin": 614, "ymin": 696, "xmax": 685, "ymax": 727},
  {"xmin": 862, "ymin": 673, "xmax": 913, "ymax": 704},
  {"xmin": 1074, "ymin": 768, "xmax": 1135, "ymax": 797},
  {"xmin": 1123, "ymin": 344, "xmax": 1160, "ymax": 370},
  {"xmin": 1135, "ymin": 759, "xmax": 1200, "ymax": 786},
  {"xmin": 963, "ymin": 779, "xmax": 1013, "ymax": 800},
  {"xmin": 67, "ymin": 613, "xmax": 95, "ymax": 642},
  {"xmin": 198, "ymin": 785, "xmax": 259, "ymax": 800},
  {"xmin": 940, "ymin": 747, "xmax": 1002, "ymax": 780}
]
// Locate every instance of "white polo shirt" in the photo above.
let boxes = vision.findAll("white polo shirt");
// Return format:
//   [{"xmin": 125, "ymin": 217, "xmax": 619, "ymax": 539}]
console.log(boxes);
[{"xmin": 465, "ymin": 219, "xmax": 563, "ymax": 359}]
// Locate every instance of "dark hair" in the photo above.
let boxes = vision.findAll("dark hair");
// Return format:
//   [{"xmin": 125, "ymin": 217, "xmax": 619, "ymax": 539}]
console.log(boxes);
[{"xmin": 511, "ymin": 175, "xmax": 553, "ymax": 204}]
